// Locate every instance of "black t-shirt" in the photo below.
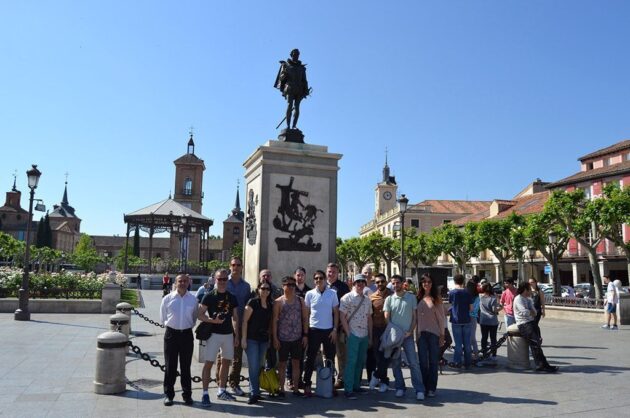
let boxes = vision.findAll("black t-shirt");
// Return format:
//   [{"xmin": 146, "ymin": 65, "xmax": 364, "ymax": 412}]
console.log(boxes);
[
  {"xmin": 295, "ymin": 283, "xmax": 312, "ymax": 299},
  {"xmin": 328, "ymin": 279, "xmax": 350, "ymax": 300},
  {"xmin": 246, "ymin": 298, "xmax": 273, "ymax": 341},
  {"xmin": 201, "ymin": 289, "xmax": 239, "ymax": 335}
]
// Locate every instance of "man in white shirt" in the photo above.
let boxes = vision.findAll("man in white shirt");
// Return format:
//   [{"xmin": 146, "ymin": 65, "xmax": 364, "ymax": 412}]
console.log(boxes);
[
  {"xmin": 159, "ymin": 274, "xmax": 198, "ymax": 406},
  {"xmin": 602, "ymin": 275, "xmax": 619, "ymax": 330}
]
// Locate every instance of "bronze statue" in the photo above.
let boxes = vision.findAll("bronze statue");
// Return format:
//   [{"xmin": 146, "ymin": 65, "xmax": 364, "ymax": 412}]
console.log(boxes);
[{"xmin": 274, "ymin": 49, "xmax": 310, "ymax": 130}]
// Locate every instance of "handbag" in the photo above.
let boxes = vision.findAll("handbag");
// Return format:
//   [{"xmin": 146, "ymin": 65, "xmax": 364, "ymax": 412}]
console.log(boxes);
[
  {"xmin": 195, "ymin": 321, "xmax": 213, "ymax": 341},
  {"xmin": 259, "ymin": 368, "xmax": 280, "ymax": 395}
]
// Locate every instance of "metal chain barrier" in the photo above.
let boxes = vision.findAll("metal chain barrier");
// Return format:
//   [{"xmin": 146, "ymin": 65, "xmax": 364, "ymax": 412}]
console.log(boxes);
[
  {"xmin": 132, "ymin": 308, "xmax": 165, "ymax": 329},
  {"xmin": 476, "ymin": 332, "xmax": 510, "ymax": 363}
]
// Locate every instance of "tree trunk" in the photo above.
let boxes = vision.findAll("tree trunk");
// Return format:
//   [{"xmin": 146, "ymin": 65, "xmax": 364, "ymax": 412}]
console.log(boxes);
[
  {"xmin": 585, "ymin": 247, "xmax": 603, "ymax": 300},
  {"xmin": 623, "ymin": 246, "xmax": 630, "ymax": 282},
  {"xmin": 551, "ymin": 258, "xmax": 561, "ymax": 297},
  {"xmin": 516, "ymin": 257, "xmax": 524, "ymax": 284}
]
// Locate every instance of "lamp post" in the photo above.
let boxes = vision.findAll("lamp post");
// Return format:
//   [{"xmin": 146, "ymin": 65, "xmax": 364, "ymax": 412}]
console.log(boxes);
[
  {"xmin": 528, "ymin": 247, "xmax": 536, "ymax": 279},
  {"xmin": 397, "ymin": 194, "xmax": 409, "ymax": 277},
  {"xmin": 15, "ymin": 164, "xmax": 42, "ymax": 321},
  {"xmin": 178, "ymin": 216, "xmax": 190, "ymax": 273},
  {"xmin": 548, "ymin": 231, "xmax": 560, "ymax": 296}
]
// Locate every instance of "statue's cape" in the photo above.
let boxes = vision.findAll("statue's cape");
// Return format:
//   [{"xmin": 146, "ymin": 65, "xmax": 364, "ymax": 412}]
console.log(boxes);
[{"xmin": 273, "ymin": 61, "xmax": 286, "ymax": 90}]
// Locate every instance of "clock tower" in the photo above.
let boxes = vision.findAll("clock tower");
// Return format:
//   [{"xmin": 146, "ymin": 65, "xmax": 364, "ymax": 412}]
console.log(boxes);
[{"xmin": 375, "ymin": 152, "xmax": 397, "ymax": 216}]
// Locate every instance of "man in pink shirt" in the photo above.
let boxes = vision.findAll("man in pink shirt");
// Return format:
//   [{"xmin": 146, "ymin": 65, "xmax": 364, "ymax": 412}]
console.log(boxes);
[{"xmin": 499, "ymin": 278, "xmax": 517, "ymax": 327}]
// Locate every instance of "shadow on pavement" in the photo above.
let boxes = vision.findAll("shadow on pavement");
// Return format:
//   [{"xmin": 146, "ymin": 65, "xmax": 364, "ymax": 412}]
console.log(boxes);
[
  {"xmin": 30, "ymin": 319, "xmax": 109, "ymax": 330},
  {"xmin": 544, "ymin": 345, "xmax": 607, "ymax": 350},
  {"xmin": 421, "ymin": 388, "xmax": 557, "ymax": 407},
  {"xmin": 551, "ymin": 364, "xmax": 630, "ymax": 374}
]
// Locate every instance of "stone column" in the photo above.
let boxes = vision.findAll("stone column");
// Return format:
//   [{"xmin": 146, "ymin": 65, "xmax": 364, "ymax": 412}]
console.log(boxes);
[
  {"xmin": 572, "ymin": 262, "xmax": 579, "ymax": 286},
  {"xmin": 599, "ymin": 260, "xmax": 609, "ymax": 279},
  {"xmin": 243, "ymin": 140, "xmax": 342, "ymax": 287}
]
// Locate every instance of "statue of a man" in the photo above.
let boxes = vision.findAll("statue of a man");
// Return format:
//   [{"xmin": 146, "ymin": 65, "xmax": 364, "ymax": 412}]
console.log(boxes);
[{"xmin": 274, "ymin": 49, "xmax": 310, "ymax": 129}]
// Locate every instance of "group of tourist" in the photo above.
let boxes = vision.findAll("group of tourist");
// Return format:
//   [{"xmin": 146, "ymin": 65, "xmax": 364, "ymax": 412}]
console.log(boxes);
[{"xmin": 159, "ymin": 258, "xmax": 558, "ymax": 408}]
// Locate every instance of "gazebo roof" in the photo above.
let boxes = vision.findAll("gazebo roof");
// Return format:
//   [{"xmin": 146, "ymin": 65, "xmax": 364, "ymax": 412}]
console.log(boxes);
[{"xmin": 124, "ymin": 198, "xmax": 213, "ymax": 229}]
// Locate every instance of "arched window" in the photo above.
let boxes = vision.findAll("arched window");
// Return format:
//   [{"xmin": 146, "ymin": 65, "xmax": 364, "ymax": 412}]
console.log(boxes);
[{"xmin": 184, "ymin": 178, "xmax": 192, "ymax": 196}]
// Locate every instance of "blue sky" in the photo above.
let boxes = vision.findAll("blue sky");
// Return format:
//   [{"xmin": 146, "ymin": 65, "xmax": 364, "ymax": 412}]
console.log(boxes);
[{"xmin": 2, "ymin": 1, "xmax": 630, "ymax": 239}]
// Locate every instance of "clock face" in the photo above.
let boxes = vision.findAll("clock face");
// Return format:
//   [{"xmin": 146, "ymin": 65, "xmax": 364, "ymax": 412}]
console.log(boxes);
[{"xmin": 383, "ymin": 191, "xmax": 392, "ymax": 200}]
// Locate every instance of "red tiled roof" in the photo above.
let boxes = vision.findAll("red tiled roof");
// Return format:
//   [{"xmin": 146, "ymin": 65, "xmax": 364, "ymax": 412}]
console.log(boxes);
[
  {"xmin": 452, "ymin": 209, "xmax": 490, "ymax": 225},
  {"xmin": 493, "ymin": 191, "xmax": 550, "ymax": 219},
  {"xmin": 546, "ymin": 160, "xmax": 630, "ymax": 189},
  {"xmin": 413, "ymin": 200, "xmax": 492, "ymax": 214},
  {"xmin": 578, "ymin": 140, "xmax": 630, "ymax": 161}
]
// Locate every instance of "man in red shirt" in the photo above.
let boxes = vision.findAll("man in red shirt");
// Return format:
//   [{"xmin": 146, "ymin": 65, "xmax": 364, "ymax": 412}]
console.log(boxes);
[{"xmin": 499, "ymin": 278, "xmax": 517, "ymax": 327}]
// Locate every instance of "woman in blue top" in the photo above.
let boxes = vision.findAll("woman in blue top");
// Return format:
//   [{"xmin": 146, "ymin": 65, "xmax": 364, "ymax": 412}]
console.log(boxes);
[
  {"xmin": 466, "ymin": 280, "xmax": 480, "ymax": 360},
  {"xmin": 448, "ymin": 274, "xmax": 473, "ymax": 369}
]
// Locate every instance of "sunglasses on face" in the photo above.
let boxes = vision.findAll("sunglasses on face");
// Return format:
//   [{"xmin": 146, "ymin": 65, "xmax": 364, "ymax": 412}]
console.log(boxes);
[
  {"xmin": 260, "ymin": 287, "xmax": 271, "ymax": 291},
  {"xmin": 314, "ymin": 276, "xmax": 324, "ymax": 281},
  {"xmin": 217, "ymin": 277, "xmax": 228, "ymax": 282},
  {"xmin": 283, "ymin": 283, "xmax": 296, "ymax": 288}
]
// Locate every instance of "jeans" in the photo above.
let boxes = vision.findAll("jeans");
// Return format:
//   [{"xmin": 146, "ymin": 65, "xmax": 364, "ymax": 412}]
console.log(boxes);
[
  {"xmin": 371, "ymin": 326, "xmax": 390, "ymax": 384},
  {"xmin": 468, "ymin": 320, "xmax": 478, "ymax": 355},
  {"xmin": 517, "ymin": 321, "xmax": 549, "ymax": 368},
  {"xmin": 245, "ymin": 339, "xmax": 268, "ymax": 396},
  {"xmin": 505, "ymin": 314, "xmax": 515, "ymax": 327},
  {"xmin": 480, "ymin": 324, "xmax": 498, "ymax": 357},
  {"xmin": 391, "ymin": 335, "xmax": 424, "ymax": 393},
  {"xmin": 344, "ymin": 334, "xmax": 369, "ymax": 392},
  {"xmin": 303, "ymin": 328, "xmax": 336, "ymax": 387},
  {"xmin": 417, "ymin": 332, "xmax": 439, "ymax": 393},
  {"xmin": 451, "ymin": 323, "xmax": 471, "ymax": 367}
]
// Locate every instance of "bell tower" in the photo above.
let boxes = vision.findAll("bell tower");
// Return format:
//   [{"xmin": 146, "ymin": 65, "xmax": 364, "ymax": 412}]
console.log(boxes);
[{"xmin": 375, "ymin": 149, "xmax": 397, "ymax": 216}]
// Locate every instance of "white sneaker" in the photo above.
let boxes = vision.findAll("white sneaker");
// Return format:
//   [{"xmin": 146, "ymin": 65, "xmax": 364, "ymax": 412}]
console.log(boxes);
[
  {"xmin": 601, "ymin": 324, "xmax": 610, "ymax": 329},
  {"xmin": 416, "ymin": 392, "xmax": 425, "ymax": 401},
  {"xmin": 395, "ymin": 389, "xmax": 405, "ymax": 398},
  {"xmin": 427, "ymin": 390, "xmax": 435, "ymax": 398},
  {"xmin": 379, "ymin": 383, "xmax": 388, "ymax": 393},
  {"xmin": 369, "ymin": 376, "xmax": 379, "ymax": 390}
]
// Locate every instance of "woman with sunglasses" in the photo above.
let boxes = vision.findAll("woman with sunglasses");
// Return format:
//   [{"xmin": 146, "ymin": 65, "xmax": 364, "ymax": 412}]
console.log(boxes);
[
  {"xmin": 242, "ymin": 281, "xmax": 274, "ymax": 404},
  {"xmin": 415, "ymin": 273, "xmax": 445, "ymax": 398}
]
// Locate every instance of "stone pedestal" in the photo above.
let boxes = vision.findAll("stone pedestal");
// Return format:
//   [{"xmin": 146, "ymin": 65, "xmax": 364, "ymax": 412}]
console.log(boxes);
[
  {"xmin": 506, "ymin": 324, "xmax": 531, "ymax": 369},
  {"xmin": 243, "ymin": 140, "xmax": 342, "ymax": 287}
]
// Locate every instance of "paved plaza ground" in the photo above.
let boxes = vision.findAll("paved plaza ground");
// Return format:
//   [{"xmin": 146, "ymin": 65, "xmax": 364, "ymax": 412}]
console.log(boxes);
[{"xmin": 1, "ymin": 289, "xmax": 629, "ymax": 418}]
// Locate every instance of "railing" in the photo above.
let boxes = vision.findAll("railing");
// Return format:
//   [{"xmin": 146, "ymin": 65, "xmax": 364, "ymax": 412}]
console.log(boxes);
[
  {"xmin": 0, "ymin": 287, "xmax": 103, "ymax": 299},
  {"xmin": 544, "ymin": 295, "xmax": 605, "ymax": 310}
]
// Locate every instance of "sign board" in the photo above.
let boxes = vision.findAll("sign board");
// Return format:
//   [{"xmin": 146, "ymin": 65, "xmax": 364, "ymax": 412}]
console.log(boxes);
[{"xmin": 544, "ymin": 264, "xmax": 552, "ymax": 274}]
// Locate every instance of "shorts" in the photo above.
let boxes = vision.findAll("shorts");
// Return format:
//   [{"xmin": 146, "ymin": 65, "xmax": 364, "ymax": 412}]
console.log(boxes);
[
  {"xmin": 606, "ymin": 303, "xmax": 617, "ymax": 314},
  {"xmin": 278, "ymin": 339, "xmax": 303, "ymax": 362},
  {"xmin": 202, "ymin": 333, "xmax": 234, "ymax": 362}
]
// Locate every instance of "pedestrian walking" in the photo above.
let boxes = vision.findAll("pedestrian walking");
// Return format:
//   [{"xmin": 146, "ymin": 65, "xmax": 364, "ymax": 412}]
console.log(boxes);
[{"xmin": 416, "ymin": 273, "xmax": 445, "ymax": 398}]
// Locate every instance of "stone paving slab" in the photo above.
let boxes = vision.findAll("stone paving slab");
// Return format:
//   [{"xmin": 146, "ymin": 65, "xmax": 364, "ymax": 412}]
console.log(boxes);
[{"xmin": 1, "ymin": 289, "xmax": 629, "ymax": 417}]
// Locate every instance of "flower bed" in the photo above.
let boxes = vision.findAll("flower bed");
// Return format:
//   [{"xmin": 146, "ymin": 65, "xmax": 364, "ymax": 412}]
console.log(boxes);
[{"xmin": 0, "ymin": 267, "xmax": 127, "ymax": 299}]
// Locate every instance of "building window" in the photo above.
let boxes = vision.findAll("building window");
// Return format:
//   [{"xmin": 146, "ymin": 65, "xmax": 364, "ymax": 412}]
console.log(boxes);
[
  {"xmin": 183, "ymin": 178, "xmax": 192, "ymax": 196},
  {"xmin": 443, "ymin": 220, "xmax": 451, "ymax": 224},
  {"xmin": 233, "ymin": 226, "xmax": 240, "ymax": 235},
  {"xmin": 586, "ymin": 162, "xmax": 593, "ymax": 170},
  {"xmin": 411, "ymin": 219, "xmax": 419, "ymax": 228}
]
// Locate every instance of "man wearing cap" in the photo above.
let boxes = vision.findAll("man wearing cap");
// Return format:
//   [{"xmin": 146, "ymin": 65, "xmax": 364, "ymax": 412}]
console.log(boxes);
[
  {"xmin": 339, "ymin": 274, "xmax": 373, "ymax": 399},
  {"xmin": 160, "ymin": 274, "xmax": 197, "ymax": 406},
  {"xmin": 500, "ymin": 278, "xmax": 517, "ymax": 327}
]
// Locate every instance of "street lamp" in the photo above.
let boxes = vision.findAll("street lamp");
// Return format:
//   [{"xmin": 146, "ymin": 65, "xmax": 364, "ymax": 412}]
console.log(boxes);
[
  {"xmin": 15, "ymin": 164, "xmax": 42, "ymax": 321},
  {"xmin": 528, "ymin": 247, "xmax": 536, "ymax": 279},
  {"xmin": 178, "ymin": 216, "xmax": 190, "ymax": 273},
  {"xmin": 397, "ymin": 194, "xmax": 409, "ymax": 277}
]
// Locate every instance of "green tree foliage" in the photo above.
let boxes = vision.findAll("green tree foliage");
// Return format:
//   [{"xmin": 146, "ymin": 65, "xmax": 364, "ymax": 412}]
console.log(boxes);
[
  {"xmin": 336, "ymin": 237, "xmax": 350, "ymax": 278},
  {"xmin": 231, "ymin": 242, "xmax": 243, "ymax": 260},
  {"xmin": 72, "ymin": 233, "xmax": 102, "ymax": 272},
  {"xmin": 433, "ymin": 222, "xmax": 480, "ymax": 274},
  {"xmin": 404, "ymin": 229, "xmax": 440, "ymax": 277},
  {"xmin": 340, "ymin": 237, "xmax": 372, "ymax": 273},
  {"xmin": 545, "ymin": 190, "xmax": 604, "ymax": 298},
  {"xmin": 0, "ymin": 232, "xmax": 24, "ymax": 265},
  {"xmin": 597, "ymin": 184, "xmax": 630, "ymax": 279},
  {"xmin": 364, "ymin": 232, "xmax": 399, "ymax": 278},
  {"xmin": 207, "ymin": 259, "xmax": 229, "ymax": 273}
]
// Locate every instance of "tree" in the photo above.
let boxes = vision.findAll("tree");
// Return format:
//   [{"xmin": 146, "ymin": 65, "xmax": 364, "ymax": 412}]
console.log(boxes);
[
  {"xmin": 231, "ymin": 242, "xmax": 243, "ymax": 260},
  {"xmin": 342, "ymin": 237, "xmax": 372, "ymax": 273},
  {"xmin": 72, "ymin": 233, "xmax": 102, "ymax": 272},
  {"xmin": 365, "ymin": 233, "xmax": 399, "ymax": 278},
  {"xmin": 433, "ymin": 222, "xmax": 480, "ymax": 274},
  {"xmin": 132, "ymin": 226, "xmax": 140, "ymax": 257},
  {"xmin": 36, "ymin": 216, "xmax": 45, "ymax": 248},
  {"xmin": 598, "ymin": 184, "xmax": 630, "ymax": 279},
  {"xmin": 475, "ymin": 214, "xmax": 528, "ymax": 283},
  {"xmin": 404, "ymin": 229, "xmax": 440, "ymax": 278},
  {"xmin": 336, "ymin": 237, "xmax": 350, "ymax": 278}
]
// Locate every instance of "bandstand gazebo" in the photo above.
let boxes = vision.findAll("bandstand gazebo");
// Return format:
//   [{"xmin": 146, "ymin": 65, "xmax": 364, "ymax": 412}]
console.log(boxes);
[{"xmin": 123, "ymin": 198, "xmax": 213, "ymax": 274}]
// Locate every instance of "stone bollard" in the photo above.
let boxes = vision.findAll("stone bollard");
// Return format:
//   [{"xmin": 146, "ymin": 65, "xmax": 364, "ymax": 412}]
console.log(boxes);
[
  {"xmin": 506, "ymin": 324, "xmax": 530, "ymax": 369},
  {"xmin": 94, "ymin": 331, "xmax": 128, "ymax": 394},
  {"xmin": 116, "ymin": 302, "xmax": 133, "ymax": 333},
  {"xmin": 110, "ymin": 313, "xmax": 130, "ymax": 338}
]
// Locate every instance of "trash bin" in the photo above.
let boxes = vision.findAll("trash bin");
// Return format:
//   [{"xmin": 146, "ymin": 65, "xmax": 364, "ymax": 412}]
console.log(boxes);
[{"xmin": 506, "ymin": 324, "xmax": 530, "ymax": 369}]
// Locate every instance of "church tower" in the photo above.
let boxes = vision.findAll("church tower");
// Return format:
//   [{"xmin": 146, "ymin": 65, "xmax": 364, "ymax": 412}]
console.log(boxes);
[
  {"xmin": 375, "ymin": 149, "xmax": 397, "ymax": 216},
  {"xmin": 222, "ymin": 182, "xmax": 245, "ymax": 251},
  {"xmin": 171, "ymin": 132, "xmax": 205, "ymax": 263}
]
